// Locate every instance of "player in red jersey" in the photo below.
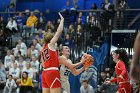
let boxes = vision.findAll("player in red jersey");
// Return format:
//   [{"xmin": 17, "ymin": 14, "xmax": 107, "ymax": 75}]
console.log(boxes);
[
  {"xmin": 106, "ymin": 49, "xmax": 131, "ymax": 93},
  {"xmin": 41, "ymin": 12, "xmax": 64, "ymax": 93}
]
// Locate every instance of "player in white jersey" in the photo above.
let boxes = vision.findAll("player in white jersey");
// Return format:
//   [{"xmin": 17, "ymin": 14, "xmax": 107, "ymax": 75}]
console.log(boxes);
[{"xmin": 59, "ymin": 46, "xmax": 87, "ymax": 93}]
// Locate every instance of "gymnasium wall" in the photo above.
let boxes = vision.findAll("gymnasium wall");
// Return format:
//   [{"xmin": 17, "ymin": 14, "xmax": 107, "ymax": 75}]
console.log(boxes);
[
  {"xmin": 127, "ymin": 0, "xmax": 140, "ymax": 9},
  {"xmin": 0, "ymin": 0, "xmax": 10, "ymax": 12},
  {"xmin": 15, "ymin": 0, "xmax": 108, "ymax": 20},
  {"xmin": 16, "ymin": 0, "xmax": 108, "ymax": 12},
  {"xmin": 1, "ymin": 0, "xmax": 140, "ymax": 13}
]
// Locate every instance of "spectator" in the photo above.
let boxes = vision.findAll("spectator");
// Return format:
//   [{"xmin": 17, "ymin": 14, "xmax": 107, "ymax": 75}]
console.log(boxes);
[
  {"xmin": 76, "ymin": 12, "xmax": 85, "ymax": 25},
  {"xmin": 45, "ymin": 21, "xmax": 54, "ymax": 31},
  {"xmin": 13, "ymin": 44, "xmax": 25, "ymax": 57},
  {"xmin": 18, "ymin": 56, "xmax": 26, "ymax": 71},
  {"xmin": 35, "ymin": 34, "xmax": 43, "ymax": 46},
  {"xmin": 3, "ymin": 75, "xmax": 17, "ymax": 93},
  {"xmin": 67, "ymin": 24, "xmax": 75, "ymax": 39},
  {"xmin": 31, "ymin": 45, "xmax": 39, "ymax": 58},
  {"xmin": 37, "ymin": 12, "xmax": 46, "ymax": 29},
  {"xmin": 0, "ymin": 59, "xmax": 6, "ymax": 89},
  {"xmin": 86, "ymin": 12, "xmax": 98, "ymax": 27},
  {"xmin": 0, "ymin": 29, "xmax": 8, "ymax": 47},
  {"xmin": 30, "ymin": 56, "xmax": 40, "ymax": 80},
  {"xmin": 23, "ymin": 12, "xmax": 38, "ymax": 36},
  {"xmin": 6, "ymin": 17, "xmax": 18, "ymax": 34},
  {"xmin": 98, "ymin": 71, "xmax": 108, "ymax": 85},
  {"xmin": 4, "ymin": 50, "xmax": 12, "ymax": 69},
  {"xmin": 19, "ymin": 71, "xmax": 34, "ymax": 93},
  {"xmin": 73, "ymin": 0, "xmax": 79, "ymax": 8},
  {"xmin": 37, "ymin": 28, "xmax": 44, "ymax": 39},
  {"xmin": 9, "ymin": 55, "xmax": 19, "ymax": 69},
  {"xmin": 80, "ymin": 67, "xmax": 94, "ymax": 85},
  {"xmin": 32, "ymin": 39, "xmax": 42, "ymax": 52},
  {"xmin": 90, "ymin": 4, "xmax": 98, "ymax": 17},
  {"xmin": 61, "ymin": 0, "xmax": 73, "ymax": 12},
  {"xmin": 15, "ymin": 12, "xmax": 24, "ymax": 33},
  {"xmin": 18, "ymin": 39, "xmax": 27, "ymax": 54},
  {"xmin": 104, "ymin": 0, "xmax": 111, "ymax": 10},
  {"xmin": 0, "ymin": 16, "xmax": 7, "ymax": 31},
  {"xmin": 80, "ymin": 80, "xmax": 94, "ymax": 93},
  {"xmin": 22, "ymin": 62, "xmax": 33, "ymax": 79},
  {"xmin": 61, "ymin": 0, "xmax": 74, "ymax": 27},
  {"xmin": 117, "ymin": 0, "xmax": 129, "ymax": 18},
  {"xmin": 99, "ymin": 75, "xmax": 118, "ymax": 93},
  {"xmin": 63, "ymin": 34, "xmax": 74, "ymax": 50},
  {"xmin": 116, "ymin": 0, "xmax": 129, "ymax": 28},
  {"xmin": 9, "ymin": 63, "xmax": 20, "ymax": 80},
  {"xmin": 91, "ymin": 3, "xmax": 98, "ymax": 10},
  {"xmin": 75, "ymin": 25, "xmax": 84, "ymax": 58},
  {"xmin": 5, "ymin": 3, "xmax": 16, "ymax": 17},
  {"xmin": 75, "ymin": 17, "xmax": 84, "ymax": 27}
]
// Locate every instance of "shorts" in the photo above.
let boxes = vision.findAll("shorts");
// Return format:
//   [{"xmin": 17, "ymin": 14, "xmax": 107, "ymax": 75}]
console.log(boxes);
[
  {"xmin": 118, "ymin": 82, "xmax": 131, "ymax": 93},
  {"xmin": 61, "ymin": 79, "xmax": 70, "ymax": 93},
  {"xmin": 42, "ymin": 70, "xmax": 61, "ymax": 88}
]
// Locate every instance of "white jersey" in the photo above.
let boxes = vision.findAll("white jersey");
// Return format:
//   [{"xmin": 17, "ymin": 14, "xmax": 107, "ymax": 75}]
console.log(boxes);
[
  {"xmin": 59, "ymin": 57, "xmax": 72, "ymax": 81},
  {"xmin": 59, "ymin": 56, "xmax": 72, "ymax": 93}
]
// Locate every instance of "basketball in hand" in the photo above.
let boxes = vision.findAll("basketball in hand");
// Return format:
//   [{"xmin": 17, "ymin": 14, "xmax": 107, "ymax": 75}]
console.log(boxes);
[{"xmin": 83, "ymin": 54, "xmax": 94, "ymax": 68}]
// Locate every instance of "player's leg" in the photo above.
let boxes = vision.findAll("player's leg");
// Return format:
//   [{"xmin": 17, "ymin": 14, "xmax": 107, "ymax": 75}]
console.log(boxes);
[
  {"xmin": 42, "ymin": 88, "xmax": 50, "ymax": 93},
  {"xmin": 50, "ymin": 77, "xmax": 61, "ymax": 93},
  {"xmin": 116, "ymin": 91, "xmax": 120, "ymax": 93},
  {"xmin": 50, "ymin": 88, "xmax": 61, "ymax": 93},
  {"xmin": 61, "ymin": 80, "xmax": 70, "ymax": 93},
  {"xmin": 42, "ymin": 71, "xmax": 50, "ymax": 93}
]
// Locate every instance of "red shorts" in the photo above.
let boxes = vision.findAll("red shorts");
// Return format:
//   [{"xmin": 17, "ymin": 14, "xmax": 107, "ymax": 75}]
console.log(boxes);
[
  {"xmin": 42, "ymin": 70, "xmax": 61, "ymax": 88},
  {"xmin": 118, "ymin": 82, "xmax": 131, "ymax": 93}
]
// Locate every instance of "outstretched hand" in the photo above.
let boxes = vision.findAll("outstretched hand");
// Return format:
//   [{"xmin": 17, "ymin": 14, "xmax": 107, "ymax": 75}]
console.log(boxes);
[{"xmin": 58, "ymin": 12, "xmax": 64, "ymax": 21}]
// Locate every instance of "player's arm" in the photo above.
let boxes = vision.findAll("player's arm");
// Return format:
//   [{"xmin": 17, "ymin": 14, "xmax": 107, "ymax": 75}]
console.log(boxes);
[
  {"xmin": 49, "ymin": 13, "xmax": 64, "ymax": 47},
  {"xmin": 72, "ymin": 53, "xmax": 87, "ymax": 68},
  {"xmin": 59, "ymin": 56, "xmax": 85, "ymax": 76},
  {"xmin": 72, "ymin": 62, "xmax": 83, "ymax": 68},
  {"xmin": 130, "ymin": 31, "xmax": 140, "ymax": 82},
  {"xmin": 132, "ymin": 31, "xmax": 140, "ymax": 65}
]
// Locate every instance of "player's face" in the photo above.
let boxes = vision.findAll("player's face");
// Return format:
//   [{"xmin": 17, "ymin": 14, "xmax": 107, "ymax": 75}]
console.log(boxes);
[
  {"xmin": 62, "ymin": 46, "xmax": 70, "ymax": 55},
  {"xmin": 112, "ymin": 52, "xmax": 119, "ymax": 62}
]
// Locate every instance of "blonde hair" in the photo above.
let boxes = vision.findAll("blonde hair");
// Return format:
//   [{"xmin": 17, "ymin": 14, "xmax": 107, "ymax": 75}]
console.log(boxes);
[{"xmin": 43, "ymin": 32, "xmax": 54, "ymax": 44}]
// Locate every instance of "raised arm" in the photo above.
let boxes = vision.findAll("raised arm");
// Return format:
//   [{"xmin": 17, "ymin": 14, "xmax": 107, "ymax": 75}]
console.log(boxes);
[{"xmin": 49, "ymin": 12, "xmax": 64, "ymax": 46}]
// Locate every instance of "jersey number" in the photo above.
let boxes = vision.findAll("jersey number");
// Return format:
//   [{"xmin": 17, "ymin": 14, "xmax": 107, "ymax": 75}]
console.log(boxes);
[
  {"xmin": 42, "ymin": 49, "xmax": 50, "ymax": 62},
  {"xmin": 64, "ymin": 70, "xmax": 71, "ymax": 76}
]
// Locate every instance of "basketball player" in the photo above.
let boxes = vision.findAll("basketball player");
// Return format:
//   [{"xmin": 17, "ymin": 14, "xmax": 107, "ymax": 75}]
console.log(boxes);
[
  {"xmin": 106, "ymin": 49, "xmax": 131, "ymax": 93},
  {"xmin": 130, "ymin": 30, "xmax": 140, "ymax": 91},
  {"xmin": 41, "ymin": 12, "xmax": 64, "ymax": 93},
  {"xmin": 59, "ymin": 46, "xmax": 88, "ymax": 93}
]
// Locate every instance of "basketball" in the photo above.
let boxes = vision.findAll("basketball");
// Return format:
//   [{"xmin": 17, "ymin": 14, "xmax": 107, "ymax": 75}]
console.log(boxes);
[{"xmin": 83, "ymin": 54, "xmax": 94, "ymax": 68}]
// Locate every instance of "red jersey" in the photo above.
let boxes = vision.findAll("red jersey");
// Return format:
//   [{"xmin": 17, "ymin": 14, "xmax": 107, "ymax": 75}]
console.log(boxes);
[
  {"xmin": 110, "ymin": 61, "xmax": 131, "ymax": 93},
  {"xmin": 41, "ymin": 44, "xmax": 59, "ymax": 68},
  {"xmin": 111, "ymin": 60, "xmax": 129, "ymax": 83}
]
